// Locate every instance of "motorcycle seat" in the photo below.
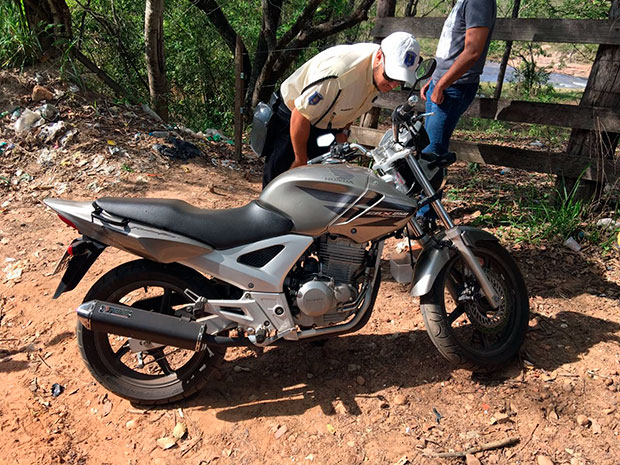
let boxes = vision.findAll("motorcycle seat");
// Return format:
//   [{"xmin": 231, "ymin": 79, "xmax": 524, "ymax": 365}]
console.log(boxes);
[{"xmin": 94, "ymin": 197, "xmax": 294, "ymax": 249}]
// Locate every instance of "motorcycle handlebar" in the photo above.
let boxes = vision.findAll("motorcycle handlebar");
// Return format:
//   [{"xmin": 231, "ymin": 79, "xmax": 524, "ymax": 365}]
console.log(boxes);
[{"xmin": 306, "ymin": 142, "xmax": 370, "ymax": 165}]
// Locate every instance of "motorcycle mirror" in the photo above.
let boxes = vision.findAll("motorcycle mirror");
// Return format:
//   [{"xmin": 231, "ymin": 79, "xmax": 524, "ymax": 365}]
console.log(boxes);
[
  {"xmin": 416, "ymin": 58, "xmax": 436, "ymax": 82},
  {"xmin": 316, "ymin": 133, "xmax": 335, "ymax": 147}
]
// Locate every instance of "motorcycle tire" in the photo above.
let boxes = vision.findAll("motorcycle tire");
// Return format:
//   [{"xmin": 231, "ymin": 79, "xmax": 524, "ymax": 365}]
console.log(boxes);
[
  {"xmin": 420, "ymin": 240, "xmax": 529, "ymax": 369},
  {"xmin": 77, "ymin": 259, "xmax": 227, "ymax": 405}
]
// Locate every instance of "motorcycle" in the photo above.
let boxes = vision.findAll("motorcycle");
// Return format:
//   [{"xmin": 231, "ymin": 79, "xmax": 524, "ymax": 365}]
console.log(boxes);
[{"xmin": 45, "ymin": 59, "xmax": 529, "ymax": 405}]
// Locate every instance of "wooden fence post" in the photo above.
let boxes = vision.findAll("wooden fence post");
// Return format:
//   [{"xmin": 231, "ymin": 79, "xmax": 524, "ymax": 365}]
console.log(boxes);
[
  {"xmin": 557, "ymin": 0, "xmax": 620, "ymax": 200},
  {"xmin": 234, "ymin": 34, "xmax": 244, "ymax": 162}
]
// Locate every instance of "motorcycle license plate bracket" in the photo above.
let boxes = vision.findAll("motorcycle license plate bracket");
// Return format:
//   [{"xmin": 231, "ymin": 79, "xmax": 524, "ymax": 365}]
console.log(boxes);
[{"xmin": 52, "ymin": 237, "xmax": 106, "ymax": 299}]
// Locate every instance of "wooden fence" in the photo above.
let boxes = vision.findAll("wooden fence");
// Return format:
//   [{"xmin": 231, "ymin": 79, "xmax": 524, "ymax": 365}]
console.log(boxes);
[{"xmin": 351, "ymin": 15, "xmax": 620, "ymax": 184}]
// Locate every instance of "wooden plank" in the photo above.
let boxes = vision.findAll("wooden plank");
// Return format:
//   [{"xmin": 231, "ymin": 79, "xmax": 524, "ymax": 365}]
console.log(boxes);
[
  {"xmin": 373, "ymin": 92, "xmax": 620, "ymax": 131},
  {"xmin": 349, "ymin": 125, "xmax": 619, "ymax": 182},
  {"xmin": 373, "ymin": 17, "xmax": 620, "ymax": 45}
]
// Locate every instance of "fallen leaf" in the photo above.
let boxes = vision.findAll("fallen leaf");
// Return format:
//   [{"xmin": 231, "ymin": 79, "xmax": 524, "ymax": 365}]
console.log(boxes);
[
  {"xmin": 274, "ymin": 425, "xmax": 288, "ymax": 439},
  {"xmin": 173, "ymin": 422, "xmax": 187, "ymax": 439},
  {"xmin": 157, "ymin": 437, "xmax": 177, "ymax": 450},
  {"xmin": 102, "ymin": 400, "xmax": 113, "ymax": 417}
]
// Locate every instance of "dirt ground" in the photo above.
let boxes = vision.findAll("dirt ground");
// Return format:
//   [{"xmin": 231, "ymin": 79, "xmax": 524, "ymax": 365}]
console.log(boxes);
[{"xmin": 1, "ymin": 70, "xmax": 619, "ymax": 465}]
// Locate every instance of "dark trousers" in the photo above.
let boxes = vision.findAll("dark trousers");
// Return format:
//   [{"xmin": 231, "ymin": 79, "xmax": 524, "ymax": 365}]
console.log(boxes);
[{"xmin": 262, "ymin": 99, "xmax": 338, "ymax": 188}]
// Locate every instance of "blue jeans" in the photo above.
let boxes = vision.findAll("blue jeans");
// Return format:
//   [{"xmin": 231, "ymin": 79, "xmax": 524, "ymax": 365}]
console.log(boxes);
[
  {"xmin": 417, "ymin": 80, "xmax": 478, "ymax": 220},
  {"xmin": 423, "ymin": 80, "xmax": 479, "ymax": 155}
]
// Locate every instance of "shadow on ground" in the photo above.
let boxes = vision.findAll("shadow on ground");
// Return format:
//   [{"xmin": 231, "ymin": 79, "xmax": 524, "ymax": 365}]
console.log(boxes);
[{"xmin": 180, "ymin": 309, "xmax": 618, "ymax": 421}]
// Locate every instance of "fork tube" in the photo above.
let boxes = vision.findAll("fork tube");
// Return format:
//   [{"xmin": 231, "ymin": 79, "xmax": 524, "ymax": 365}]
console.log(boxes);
[
  {"xmin": 406, "ymin": 155, "xmax": 500, "ymax": 308},
  {"xmin": 444, "ymin": 227, "xmax": 501, "ymax": 308},
  {"xmin": 405, "ymin": 156, "xmax": 454, "ymax": 229}
]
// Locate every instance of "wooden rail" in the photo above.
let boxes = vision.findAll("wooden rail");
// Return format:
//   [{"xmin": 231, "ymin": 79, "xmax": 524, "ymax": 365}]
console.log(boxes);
[
  {"xmin": 350, "ymin": 126, "xmax": 619, "ymax": 183},
  {"xmin": 373, "ymin": 17, "xmax": 620, "ymax": 45},
  {"xmin": 374, "ymin": 92, "xmax": 620, "ymax": 132}
]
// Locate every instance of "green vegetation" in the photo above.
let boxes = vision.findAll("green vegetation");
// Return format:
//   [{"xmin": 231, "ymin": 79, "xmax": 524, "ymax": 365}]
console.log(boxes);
[
  {"xmin": 1, "ymin": 0, "xmax": 612, "ymax": 134},
  {"xmin": 0, "ymin": 1, "xmax": 42, "ymax": 68},
  {"xmin": 446, "ymin": 172, "xmax": 620, "ymax": 252}
]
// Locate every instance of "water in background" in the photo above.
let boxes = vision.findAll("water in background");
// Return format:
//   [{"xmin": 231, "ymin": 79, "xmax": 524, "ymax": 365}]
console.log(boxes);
[{"xmin": 481, "ymin": 61, "xmax": 588, "ymax": 89}]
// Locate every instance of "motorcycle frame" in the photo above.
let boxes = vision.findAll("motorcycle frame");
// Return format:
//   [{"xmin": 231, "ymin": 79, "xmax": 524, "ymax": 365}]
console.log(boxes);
[{"xmin": 45, "ymin": 199, "xmax": 384, "ymax": 346}]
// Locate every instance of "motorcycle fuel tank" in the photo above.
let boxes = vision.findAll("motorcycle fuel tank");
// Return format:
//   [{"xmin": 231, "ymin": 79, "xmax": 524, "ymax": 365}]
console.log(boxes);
[{"xmin": 260, "ymin": 165, "xmax": 417, "ymax": 243}]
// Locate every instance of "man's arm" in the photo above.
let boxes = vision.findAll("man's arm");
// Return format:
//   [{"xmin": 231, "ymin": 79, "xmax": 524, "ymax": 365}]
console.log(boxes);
[
  {"xmin": 425, "ymin": 26, "xmax": 489, "ymax": 104},
  {"xmin": 289, "ymin": 108, "xmax": 312, "ymax": 169}
]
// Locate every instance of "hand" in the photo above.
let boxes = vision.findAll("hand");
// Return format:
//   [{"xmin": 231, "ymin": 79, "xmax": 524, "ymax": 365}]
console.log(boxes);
[
  {"xmin": 431, "ymin": 84, "xmax": 445, "ymax": 105},
  {"xmin": 290, "ymin": 158, "xmax": 306, "ymax": 169},
  {"xmin": 420, "ymin": 81, "xmax": 430, "ymax": 101}
]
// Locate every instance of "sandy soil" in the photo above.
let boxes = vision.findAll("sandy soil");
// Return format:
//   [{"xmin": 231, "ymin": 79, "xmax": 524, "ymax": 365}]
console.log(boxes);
[{"xmin": 1, "ymin": 70, "xmax": 619, "ymax": 465}]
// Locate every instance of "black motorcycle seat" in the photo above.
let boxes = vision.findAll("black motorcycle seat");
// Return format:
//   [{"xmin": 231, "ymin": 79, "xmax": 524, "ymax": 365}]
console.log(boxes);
[{"xmin": 94, "ymin": 197, "xmax": 294, "ymax": 249}]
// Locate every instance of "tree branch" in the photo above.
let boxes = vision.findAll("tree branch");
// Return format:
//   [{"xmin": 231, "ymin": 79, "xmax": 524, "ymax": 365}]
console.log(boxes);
[
  {"xmin": 192, "ymin": 0, "xmax": 252, "ymax": 80},
  {"xmin": 71, "ymin": 48, "xmax": 135, "ymax": 102}
]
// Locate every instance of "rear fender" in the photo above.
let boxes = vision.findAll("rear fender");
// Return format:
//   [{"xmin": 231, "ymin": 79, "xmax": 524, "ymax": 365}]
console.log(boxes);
[
  {"xmin": 53, "ymin": 237, "xmax": 106, "ymax": 298},
  {"xmin": 410, "ymin": 226, "xmax": 499, "ymax": 297}
]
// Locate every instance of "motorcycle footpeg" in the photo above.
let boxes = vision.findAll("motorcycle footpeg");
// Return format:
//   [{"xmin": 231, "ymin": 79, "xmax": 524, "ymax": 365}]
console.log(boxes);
[{"xmin": 76, "ymin": 300, "xmax": 208, "ymax": 351}]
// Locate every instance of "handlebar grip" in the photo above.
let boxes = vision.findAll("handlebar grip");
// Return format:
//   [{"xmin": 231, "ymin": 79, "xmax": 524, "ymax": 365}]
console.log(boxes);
[{"xmin": 399, "ymin": 100, "xmax": 415, "ymax": 115}]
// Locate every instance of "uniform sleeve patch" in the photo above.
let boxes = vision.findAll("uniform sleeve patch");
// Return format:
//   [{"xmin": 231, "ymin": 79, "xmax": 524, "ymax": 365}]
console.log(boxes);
[{"xmin": 308, "ymin": 91, "xmax": 323, "ymax": 105}]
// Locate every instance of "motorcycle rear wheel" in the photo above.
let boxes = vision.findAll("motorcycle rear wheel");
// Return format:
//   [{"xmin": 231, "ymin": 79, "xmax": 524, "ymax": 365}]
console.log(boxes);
[
  {"xmin": 77, "ymin": 259, "xmax": 226, "ymax": 405},
  {"xmin": 420, "ymin": 241, "xmax": 529, "ymax": 369}
]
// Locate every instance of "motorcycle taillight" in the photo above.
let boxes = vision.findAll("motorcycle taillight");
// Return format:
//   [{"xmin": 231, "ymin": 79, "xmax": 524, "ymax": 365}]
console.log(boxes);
[{"xmin": 58, "ymin": 214, "xmax": 78, "ymax": 230}]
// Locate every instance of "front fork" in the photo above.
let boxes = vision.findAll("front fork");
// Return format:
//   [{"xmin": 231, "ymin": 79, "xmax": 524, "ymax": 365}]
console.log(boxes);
[{"xmin": 406, "ymin": 155, "xmax": 501, "ymax": 309}]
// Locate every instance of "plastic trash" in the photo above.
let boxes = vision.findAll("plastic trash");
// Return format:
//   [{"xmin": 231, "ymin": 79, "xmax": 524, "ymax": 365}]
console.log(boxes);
[
  {"xmin": 141, "ymin": 104, "xmax": 164, "ymax": 122},
  {"xmin": 38, "ymin": 103, "xmax": 59, "ymax": 121},
  {"xmin": 39, "ymin": 121, "xmax": 67, "ymax": 142},
  {"xmin": 563, "ymin": 236, "xmax": 581, "ymax": 252},
  {"xmin": 14, "ymin": 109, "xmax": 43, "ymax": 133},
  {"xmin": 149, "ymin": 130, "xmax": 169, "ymax": 138},
  {"xmin": 51, "ymin": 383, "xmax": 65, "ymax": 397},
  {"xmin": 389, "ymin": 253, "xmax": 413, "ymax": 284},
  {"xmin": 154, "ymin": 138, "xmax": 202, "ymax": 160},
  {"xmin": 596, "ymin": 218, "xmax": 620, "ymax": 229}
]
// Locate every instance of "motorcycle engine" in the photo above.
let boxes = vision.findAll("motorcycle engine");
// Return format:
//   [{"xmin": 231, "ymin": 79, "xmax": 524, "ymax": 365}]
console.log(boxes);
[{"xmin": 293, "ymin": 235, "xmax": 367, "ymax": 326}]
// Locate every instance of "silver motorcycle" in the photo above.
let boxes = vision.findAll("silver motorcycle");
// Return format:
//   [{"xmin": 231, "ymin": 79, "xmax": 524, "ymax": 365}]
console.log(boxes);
[{"xmin": 45, "ymin": 60, "xmax": 529, "ymax": 404}]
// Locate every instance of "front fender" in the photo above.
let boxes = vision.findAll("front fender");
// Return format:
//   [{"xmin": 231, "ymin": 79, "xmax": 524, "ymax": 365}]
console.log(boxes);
[{"xmin": 410, "ymin": 226, "xmax": 499, "ymax": 297}]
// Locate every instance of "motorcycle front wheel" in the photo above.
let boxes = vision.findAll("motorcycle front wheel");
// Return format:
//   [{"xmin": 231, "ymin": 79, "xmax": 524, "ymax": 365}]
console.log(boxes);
[
  {"xmin": 420, "ymin": 241, "xmax": 529, "ymax": 369},
  {"xmin": 77, "ymin": 259, "xmax": 227, "ymax": 405}
]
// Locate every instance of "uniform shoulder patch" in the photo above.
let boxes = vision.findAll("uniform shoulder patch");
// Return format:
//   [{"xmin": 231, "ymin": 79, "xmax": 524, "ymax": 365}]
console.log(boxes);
[{"xmin": 308, "ymin": 91, "xmax": 323, "ymax": 106}]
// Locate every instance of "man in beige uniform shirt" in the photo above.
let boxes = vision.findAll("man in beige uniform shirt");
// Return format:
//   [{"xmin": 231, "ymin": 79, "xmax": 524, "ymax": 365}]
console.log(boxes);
[{"xmin": 262, "ymin": 31, "xmax": 420, "ymax": 187}]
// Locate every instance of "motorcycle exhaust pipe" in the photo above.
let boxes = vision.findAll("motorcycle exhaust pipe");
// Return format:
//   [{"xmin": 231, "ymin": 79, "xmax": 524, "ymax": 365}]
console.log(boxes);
[{"xmin": 77, "ymin": 300, "xmax": 215, "ymax": 351}]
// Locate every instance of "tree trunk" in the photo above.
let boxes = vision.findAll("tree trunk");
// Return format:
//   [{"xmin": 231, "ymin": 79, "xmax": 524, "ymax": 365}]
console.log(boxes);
[
  {"xmin": 493, "ymin": 0, "xmax": 521, "ymax": 100},
  {"xmin": 404, "ymin": 0, "xmax": 419, "ymax": 17},
  {"xmin": 360, "ymin": 0, "xmax": 395, "ymax": 129},
  {"xmin": 555, "ymin": 0, "xmax": 620, "ymax": 201},
  {"xmin": 145, "ymin": 0, "xmax": 168, "ymax": 123},
  {"xmin": 19, "ymin": 0, "xmax": 72, "ymax": 55}
]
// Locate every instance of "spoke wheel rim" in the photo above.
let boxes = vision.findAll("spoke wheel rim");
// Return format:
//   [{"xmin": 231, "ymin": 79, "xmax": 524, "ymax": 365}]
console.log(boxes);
[
  {"xmin": 442, "ymin": 250, "xmax": 517, "ymax": 358},
  {"xmin": 92, "ymin": 280, "xmax": 207, "ymax": 389}
]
